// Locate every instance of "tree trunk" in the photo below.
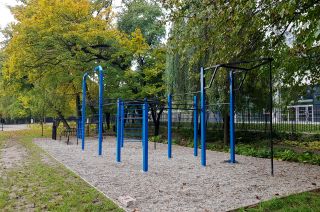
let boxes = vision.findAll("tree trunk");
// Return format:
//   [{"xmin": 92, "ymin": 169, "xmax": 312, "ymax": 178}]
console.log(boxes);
[
  {"xmin": 154, "ymin": 120, "xmax": 160, "ymax": 136},
  {"xmin": 105, "ymin": 112, "xmax": 110, "ymax": 130},
  {"xmin": 76, "ymin": 94, "xmax": 82, "ymax": 118},
  {"xmin": 52, "ymin": 119, "xmax": 57, "ymax": 140},
  {"xmin": 223, "ymin": 71, "xmax": 230, "ymax": 145},
  {"xmin": 56, "ymin": 110, "xmax": 70, "ymax": 129},
  {"xmin": 85, "ymin": 83, "xmax": 97, "ymax": 115},
  {"xmin": 223, "ymin": 112, "xmax": 230, "ymax": 145},
  {"xmin": 150, "ymin": 105, "xmax": 164, "ymax": 136}
]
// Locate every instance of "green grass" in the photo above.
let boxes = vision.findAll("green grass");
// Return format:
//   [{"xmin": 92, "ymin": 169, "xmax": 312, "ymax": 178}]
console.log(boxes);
[
  {"xmin": 238, "ymin": 189, "xmax": 320, "ymax": 212},
  {"xmin": 0, "ymin": 127, "xmax": 123, "ymax": 211}
]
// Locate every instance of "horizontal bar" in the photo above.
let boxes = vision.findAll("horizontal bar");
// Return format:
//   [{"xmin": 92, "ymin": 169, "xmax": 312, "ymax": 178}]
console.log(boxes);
[
  {"xmin": 164, "ymin": 108, "xmax": 196, "ymax": 111},
  {"xmin": 124, "ymin": 128, "xmax": 142, "ymax": 130},
  {"xmin": 124, "ymin": 139, "xmax": 142, "ymax": 142}
]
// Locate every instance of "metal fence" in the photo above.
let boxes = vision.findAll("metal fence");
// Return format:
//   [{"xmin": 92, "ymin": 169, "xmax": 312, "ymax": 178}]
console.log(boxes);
[{"xmin": 158, "ymin": 108, "xmax": 320, "ymax": 134}]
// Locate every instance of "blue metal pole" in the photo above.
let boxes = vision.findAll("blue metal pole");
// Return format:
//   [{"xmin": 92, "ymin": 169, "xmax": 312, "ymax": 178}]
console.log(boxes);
[
  {"xmin": 95, "ymin": 66, "xmax": 104, "ymax": 156},
  {"xmin": 116, "ymin": 98, "xmax": 121, "ymax": 162},
  {"xmin": 120, "ymin": 100, "xmax": 124, "ymax": 147},
  {"xmin": 194, "ymin": 95, "xmax": 198, "ymax": 157},
  {"xmin": 167, "ymin": 94, "xmax": 172, "ymax": 159},
  {"xmin": 81, "ymin": 72, "xmax": 88, "ymax": 151},
  {"xmin": 200, "ymin": 67, "xmax": 206, "ymax": 166},
  {"xmin": 142, "ymin": 99, "xmax": 148, "ymax": 172},
  {"xmin": 229, "ymin": 70, "xmax": 236, "ymax": 163}
]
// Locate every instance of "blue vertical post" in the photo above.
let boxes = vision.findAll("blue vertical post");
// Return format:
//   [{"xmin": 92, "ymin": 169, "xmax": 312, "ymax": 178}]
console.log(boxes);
[
  {"xmin": 193, "ymin": 95, "xmax": 198, "ymax": 156},
  {"xmin": 116, "ymin": 99, "xmax": 121, "ymax": 162},
  {"xmin": 200, "ymin": 67, "xmax": 206, "ymax": 166},
  {"xmin": 95, "ymin": 66, "xmax": 104, "ymax": 156},
  {"xmin": 142, "ymin": 99, "xmax": 148, "ymax": 172},
  {"xmin": 120, "ymin": 100, "xmax": 124, "ymax": 147},
  {"xmin": 229, "ymin": 70, "xmax": 236, "ymax": 163},
  {"xmin": 81, "ymin": 73, "xmax": 88, "ymax": 151},
  {"xmin": 167, "ymin": 94, "xmax": 172, "ymax": 159}
]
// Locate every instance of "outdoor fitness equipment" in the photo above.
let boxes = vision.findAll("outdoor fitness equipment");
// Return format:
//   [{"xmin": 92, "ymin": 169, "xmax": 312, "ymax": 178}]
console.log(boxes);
[
  {"xmin": 81, "ymin": 66, "xmax": 149, "ymax": 171},
  {"xmin": 81, "ymin": 58, "xmax": 274, "ymax": 175},
  {"xmin": 166, "ymin": 93, "xmax": 199, "ymax": 159},
  {"xmin": 201, "ymin": 58, "xmax": 274, "ymax": 175},
  {"xmin": 116, "ymin": 98, "xmax": 149, "ymax": 172},
  {"xmin": 81, "ymin": 65, "xmax": 104, "ymax": 155}
]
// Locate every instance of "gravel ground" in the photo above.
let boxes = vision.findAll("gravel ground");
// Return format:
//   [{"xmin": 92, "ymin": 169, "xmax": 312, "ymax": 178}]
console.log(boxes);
[
  {"xmin": 34, "ymin": 137, "xmax": 320, "ymax": 212},
  {"xmin": 0, "ymin": 124, "xmax": 29, "ymax": 132}
]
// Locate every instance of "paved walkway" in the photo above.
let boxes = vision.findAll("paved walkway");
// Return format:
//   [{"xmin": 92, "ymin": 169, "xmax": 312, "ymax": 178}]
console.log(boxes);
[{"xmin": 0, "ymin": 124, "xmax": 29, "ymax": 132}]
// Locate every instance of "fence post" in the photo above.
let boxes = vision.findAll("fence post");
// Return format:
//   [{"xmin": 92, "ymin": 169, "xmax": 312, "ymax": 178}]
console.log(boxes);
[
  {"xmin": 116, "ymin": 98, "xmax": 121, "ymax": 162},
  {"xmin": 168, "ymin": 94, "xmax": 172, "ymax": 159},
  {"xmin": 142, "ymin": 98, "xmax": 149, "ymax": 172},
  {"xmin": 194, "ymin": 95, "xmax": 198, "ymax": 157},
  {"xmin": 81, "ymin": 73, "xmax": 88, "ymax": 151},
  {"xmin": 229, "ymin": 70, "xmax": 236, "ymax": 163},
  {"xmin": 200, "ymin": 67, "xmax": 206, "ymax": 166}
]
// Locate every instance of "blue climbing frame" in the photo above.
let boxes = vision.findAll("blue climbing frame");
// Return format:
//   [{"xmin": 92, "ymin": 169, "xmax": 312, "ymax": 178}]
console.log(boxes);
[{"xmin": 116, "ymin": 99, "xmax": 149, "ymax": 172}]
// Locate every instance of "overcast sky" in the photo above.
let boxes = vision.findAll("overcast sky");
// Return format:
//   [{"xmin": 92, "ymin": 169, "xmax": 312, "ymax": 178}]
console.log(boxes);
[{"xmin": 0, "ymin": 0, "xmax": 16, "ymax": 28}]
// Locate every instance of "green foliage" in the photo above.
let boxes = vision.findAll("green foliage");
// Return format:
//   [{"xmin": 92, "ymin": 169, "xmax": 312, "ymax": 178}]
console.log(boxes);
[
  {"xmin": 117, "ymin": 0, "xmax": 167, "ymax": 102},
  {"xmin": 164, "ymin": 0, "xmax": 320, "ymax": 110},
  {"xmin": 284, "ymin": 140, "xmax": 320, "ymax": 151},
  {"xmin": 0, "ymin": 0, "xmax": 146, "ymax": 120},
  {"xmin": 118, "ymin": 0, "xmax": 165, "ymax": 46},
  {"xmin": 277, "ymin": 149, "xmax": 297, "ymax": 162}
]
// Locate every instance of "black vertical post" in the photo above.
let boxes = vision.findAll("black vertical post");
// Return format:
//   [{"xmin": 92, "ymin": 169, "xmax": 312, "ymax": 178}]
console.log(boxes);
[{"xmin": 269, "ymin": 60, "xmax": 274, "ymax": 176}]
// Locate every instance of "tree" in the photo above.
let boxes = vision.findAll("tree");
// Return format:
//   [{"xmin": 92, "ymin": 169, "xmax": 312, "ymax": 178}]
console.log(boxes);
[
  {"xmin": 118, "ymin": 0, "xmax": 165, "ymax": 46},
  {"xmin": 162, "ymin": 0, "xmax": 320, "ymax": 144},
  {"xmin": 1, "ymin": 0, "xmax": 136, "ymax": 131},
  {"xmin": 118, "ymin": 0, "xmax": 166, "ymax": 136}
]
